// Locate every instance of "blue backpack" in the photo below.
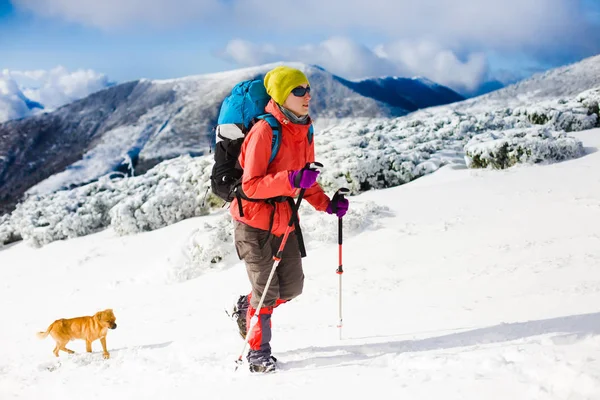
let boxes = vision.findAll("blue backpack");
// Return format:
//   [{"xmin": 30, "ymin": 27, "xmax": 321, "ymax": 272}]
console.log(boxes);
[{"xmin": 210, "ymin": 78, "xmax": 314, "ymax": 202}]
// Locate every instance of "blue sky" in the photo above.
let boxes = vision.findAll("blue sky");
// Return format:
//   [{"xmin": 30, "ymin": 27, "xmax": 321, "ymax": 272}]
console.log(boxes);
[{"xmin": 1, "ymin": 0, "xmax": 600, "ymax": 95}]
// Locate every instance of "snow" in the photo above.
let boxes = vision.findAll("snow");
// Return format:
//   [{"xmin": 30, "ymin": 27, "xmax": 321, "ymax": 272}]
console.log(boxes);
[
  {"xmin": 456, "ymin": 54, "xmax": 600, "ymax": 109},
  {"xmin": 1, "ymin": 129, "xmax": 600, "ymax": 399},
  {"xmin": 3, "ymin": 84, "xmax": 597, "ymax": 248},
  {"xmin": 13, "ymin": 61, "xmax": 463, "ymax": 198},
  {"xmin": 29, "ymin": 109, "xmax": 174, "ymax": 195},
  {"xmin": 9, "ymin": 155, "xmax": 213, "ymax": 247},
  {"xmin": 464, "ymin": 127, "xmax": 584, "ymax": 169}
]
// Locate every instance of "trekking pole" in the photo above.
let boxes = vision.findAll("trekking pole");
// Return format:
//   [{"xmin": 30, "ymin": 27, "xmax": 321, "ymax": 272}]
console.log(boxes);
[
  {"xmin": 235, "ymin": 162, "xmax": 323, "ymax": 371},
  {"xmin": 334, "ymin": 188, "xmax": 350, "ymax": 340}
]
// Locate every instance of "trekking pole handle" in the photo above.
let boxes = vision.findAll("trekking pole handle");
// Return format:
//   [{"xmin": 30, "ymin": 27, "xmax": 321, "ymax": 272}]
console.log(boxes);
[
  {"xmin": 334, "ymin": 187, "xmax": 349, "ymax": 245},
  {"xmin": 306, "ymin": 161, "xmax": 323, "ymax": 171},
  {"xmin": 335, "ymin": 187, "xmax": 349, "ymax": 273}
]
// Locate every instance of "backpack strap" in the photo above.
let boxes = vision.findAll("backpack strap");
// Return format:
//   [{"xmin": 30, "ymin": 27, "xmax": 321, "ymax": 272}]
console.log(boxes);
[
  {"xmin": 286, "ymin": 197, "xmax": 307, "ymax": 258},
  {"xmin": 256, "ymin": 114, "xmax": 281, "ymax": 163},
  {"xmin": 257, "ymin": 114, "xmax": 314, "ymax": 161}
]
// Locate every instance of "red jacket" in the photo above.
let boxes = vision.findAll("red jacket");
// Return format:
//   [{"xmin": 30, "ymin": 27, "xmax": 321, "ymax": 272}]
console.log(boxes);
[{"xmin": 230, "ymin": 100, "xmax": 330, "ymax": 236}]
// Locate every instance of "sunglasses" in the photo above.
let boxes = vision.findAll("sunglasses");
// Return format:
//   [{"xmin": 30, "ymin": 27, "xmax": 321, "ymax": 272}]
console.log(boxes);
[{"xmin": 290, "ymin": 86, "xmax": 311, "ymax": 97}]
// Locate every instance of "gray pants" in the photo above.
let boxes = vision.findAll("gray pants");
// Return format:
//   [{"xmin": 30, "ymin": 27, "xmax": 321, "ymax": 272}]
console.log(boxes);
[{"xmin": 234, "ymin": 221, "xmax": 304, "ymax": 309}]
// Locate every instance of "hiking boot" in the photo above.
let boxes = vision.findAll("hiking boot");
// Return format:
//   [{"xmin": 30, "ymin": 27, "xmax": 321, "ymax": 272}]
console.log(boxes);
[
  {"xmin": 230, "ymin": 294, "xmax": 249, "ymax": 339},
  {"xmin": 248, "ymin": 351, "xmax": 278, "ymax": 373}
]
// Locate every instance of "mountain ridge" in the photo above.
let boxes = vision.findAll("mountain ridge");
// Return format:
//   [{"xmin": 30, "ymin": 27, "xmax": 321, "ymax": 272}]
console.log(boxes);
[{"xmin": 0, "ymin": 62, "xmax": 464, "ymax": 215}]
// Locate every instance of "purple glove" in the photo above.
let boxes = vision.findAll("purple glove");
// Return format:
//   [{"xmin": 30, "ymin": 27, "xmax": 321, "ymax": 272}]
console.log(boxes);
[
  {"xmin": 326, "ymin": 196, "xmax": 349, "ymax": 218},
  {"xmin": 289, "ymin": 168, "xmax": 319, "ymax": 189}
]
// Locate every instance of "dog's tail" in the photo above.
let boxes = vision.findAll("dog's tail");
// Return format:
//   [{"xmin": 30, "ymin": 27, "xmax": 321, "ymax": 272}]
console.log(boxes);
[{"xmin": 36, "ymin": 322, "xmax": 54, "ymax": 339}]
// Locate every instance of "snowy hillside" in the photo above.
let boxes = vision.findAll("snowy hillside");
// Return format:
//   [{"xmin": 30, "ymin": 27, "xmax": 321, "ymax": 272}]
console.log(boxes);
[
  {"xmin": 458, "ymin": 54, "xmax": 600, "ymax": 110},
  {"xmin": 1, "ymin": 81, "xmax": 597, "ymax": 248},
  {"xmin": 0, "ymin": 62, "xmax": 462, "ymax": 215},
  {"xmin": 1, "ymin": 128, "xmax": 599, "ymax": 399}
]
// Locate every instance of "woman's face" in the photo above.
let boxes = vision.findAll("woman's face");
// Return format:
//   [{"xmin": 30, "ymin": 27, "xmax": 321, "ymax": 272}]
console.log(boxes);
[{"xmin": 283, "ymin": 84, "xmax": 311, "ymax": 117}]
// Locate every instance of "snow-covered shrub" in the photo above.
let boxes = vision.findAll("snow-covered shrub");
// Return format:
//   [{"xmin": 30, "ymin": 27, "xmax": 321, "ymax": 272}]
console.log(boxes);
[
  {"xmin": 464, "ymin": 128, "xmax": 585, "ymax": 169},
  {"xmin": 576, "ymin": 88, "xmax": 600, "ymax": 124},
  {"xmin": 169, "ymin": 213, "xmax": 235, "ymax": 283},
  {"xmin": 516, "ymin": 88, "xmax": 600, "ymax": 132},
  {"xmin": 298, "ymin": 199, "xmax": 393, "ymax": 244},
  {"xmin": 552, "ymin": 110, "xmax": 597, "ymax": 132},
  {"xmin": 527, "ymin": 109, "xmax": 550, "ymax": 125},
  {"xmin": 110, "ymin": 156, "xmax": 213, "ymax": 235},
  {"xmin": 0, "ymin": 214, "xmax": 20, "ymax": 247},
  {"xmin": 315, "ymin": 117, "xmax": 467, "ymax": 195},
  {"xmin": 169, "ymin": 198, "xmax": 392, "ymax": 282},
  {"xmin": 8, "ymin": 155, "xmax": 214, "ymax": 247},
  {"xmin": 2, "ymin": 86, "xmax": 598, "ymax": 248},
  {"xmin": 10, "ymin": 179, "xmax": 119, "ymax": 247},
  {"xmin": 315, "ymin": 87, "xmax": 597, "ymax": 190}
]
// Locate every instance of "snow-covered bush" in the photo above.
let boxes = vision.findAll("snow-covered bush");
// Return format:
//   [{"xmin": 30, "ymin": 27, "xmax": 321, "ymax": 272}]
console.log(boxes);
[
  {"xmin": 109, "ymin": 156, "xmax": 214, "ymax": 235},
  {"xmin": 314, "ymin": 87, "xmax": 598, "ymax": 191},
  {"xmin": 1, "ymin": 86, "xmax": 597, "ymax": 248},
  {"xmin": 0, "ymin": 214, "xmax": 20, "ymax": 247},
  {"xmin": 464, "ymin": 128, "xmax": 585, "ymax": 169},
  {"xmin": 7, "ymin": 155, "xmax": 214, "ymax": 247},
  {"xmin": 169, "ymin": 213, "xmax": 234, "ymax": 283},
  {"xmin": 514, "ymin": 88, "xmax": 600, "ymax": 132},
  {"xmin": 169, "ymin": 198, "xmax": 392, "ymax": 283},
  {"xmin": 315, "ymin": 117, "xmax": 467, "ymax": 195},
  {"xmin": 10, "ymin": 180, "xmax": 117, "ymax": 247},
  {"xmin": 298, "ymin": 199, "xmax": 392, "ymax": 244}
]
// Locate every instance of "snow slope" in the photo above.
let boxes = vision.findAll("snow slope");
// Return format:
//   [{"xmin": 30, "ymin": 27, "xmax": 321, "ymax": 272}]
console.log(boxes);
[
  {"xmin": 0, "ymin": 62, "xmax": 463, "ymax": 214},
  {"xmin": 457, "ymin": 54, "xmax": 600, "ymax": 110},
  {"xmin": 2, "ymin": 85, "xmax": 595, "ymax": 248},
  {"xmin": 1, "ymin": 129, "xmax": 599, "ymax": 399}
]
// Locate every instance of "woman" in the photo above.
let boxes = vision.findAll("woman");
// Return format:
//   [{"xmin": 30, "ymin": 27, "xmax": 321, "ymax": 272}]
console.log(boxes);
[{"xmin": 230, "ymin": 65, "xmax": 349, "ymax": 373}]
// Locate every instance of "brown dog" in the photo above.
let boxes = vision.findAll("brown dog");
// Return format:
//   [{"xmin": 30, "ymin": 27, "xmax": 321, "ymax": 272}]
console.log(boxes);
[{"xmin": 37, "ymin": 309, "xmax": 117, "ymax": 359}]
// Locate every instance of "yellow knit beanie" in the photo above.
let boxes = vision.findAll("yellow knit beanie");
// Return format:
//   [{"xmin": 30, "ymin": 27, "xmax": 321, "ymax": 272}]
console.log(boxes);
[{"xmin": 263, "ymin": 66, "xmax": 310, "ymax": 105}]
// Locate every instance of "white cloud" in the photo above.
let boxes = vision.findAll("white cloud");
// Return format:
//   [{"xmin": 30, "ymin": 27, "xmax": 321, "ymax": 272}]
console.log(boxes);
[
  {"xmin": 375, "ymin": 40, "xmax": 489, "ymax": 92},
  {"xmin": 0, "ymin": 67, "xmax": 112, "ymax": 123},
  {"xmin": 220, "ymin": 37, "xmax": 399, "ymax": 79},
  {"xmin": 0, "ymin": 74, "xmax": 34, "ymax": 123},
  {"xmin": 236, "ymin": 0, "xmax": 597, "ymax": 57},
  {"xmin": 10, "ymin": 0, "xmax": 599, "ymax": 93},
  {"xmin": 11, "ymin": 0, "xmax": 598, "ymax": 58},
  {"xmin": 219, "ymin": 37, "xmax": 488, "ymax": 93},
  {"xmin": 219, "ymin": 40, "xmax": 280, "ymax": 66}
]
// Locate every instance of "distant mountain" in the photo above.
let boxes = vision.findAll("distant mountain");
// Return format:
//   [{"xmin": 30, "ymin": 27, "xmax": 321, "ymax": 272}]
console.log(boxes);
[
  {"xmin": 339, "ymin": 75, "xmax": 464, "ymax": 110},
  {"xmin": 0, "ymin": 62, "xmax": 463, "ymax": 215}
]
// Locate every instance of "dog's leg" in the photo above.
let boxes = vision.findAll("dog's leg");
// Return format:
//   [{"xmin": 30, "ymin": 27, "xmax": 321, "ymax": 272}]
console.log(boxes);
[
  {"xmin": 58, "ymin": 341, "xmax": 75, "ymax": 354},
  {"xmin": 53, "ymin": 343, "xmax": 60, "ymax": 357},
  {"xmin": 86, "ymin": 340, "xmax": 92, "ymax": 353},
  {"xmin": 100, "ymin": 337, "xmax": 110, "ymax": 359}
]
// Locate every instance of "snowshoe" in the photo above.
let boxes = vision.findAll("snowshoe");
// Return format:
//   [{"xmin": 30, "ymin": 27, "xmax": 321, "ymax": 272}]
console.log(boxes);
[{"xmin": 248, "ymin": 356, "xmax": 278, "ymax": 373}]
